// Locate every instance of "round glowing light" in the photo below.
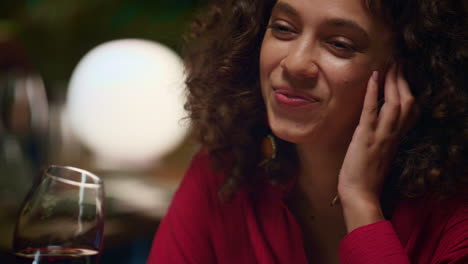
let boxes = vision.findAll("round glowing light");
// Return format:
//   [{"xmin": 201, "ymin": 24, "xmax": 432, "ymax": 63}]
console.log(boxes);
[{"xmin": 66, "ymin": 39, "xmax": 187, "ymax": 169}]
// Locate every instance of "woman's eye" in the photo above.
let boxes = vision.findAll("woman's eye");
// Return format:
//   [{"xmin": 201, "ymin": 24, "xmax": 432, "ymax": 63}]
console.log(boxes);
[
  {"xmin": 267, "ymin": 22, "xmax": 296, "ymax": 38},
  {"xmin": 268, "ymin": 23, "xmax": 293, "ymax": 33},
  {"xmin": 328, "ymin": 40, "xmax": 356, "ymax": 52}
]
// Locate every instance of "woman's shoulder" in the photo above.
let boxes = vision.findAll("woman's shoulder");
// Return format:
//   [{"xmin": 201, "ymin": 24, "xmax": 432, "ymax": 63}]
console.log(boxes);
[
  {"xmin": 393, "ymin": 194, "xmax": 467, "ymax": 222},
  {"xmin": 391, "ymin": 194, "xmax": 467, "ymax": 247},
  {"xmin": 180, "ymin": 148, "xmax": 231, "ymax": 198},
  {"xmin": 431, "ymin": 194, "xmax": 468, "ymax": 229},
  {"xmin": 424, "ymin": 194, "xmax": 465, "ymax": 211}
]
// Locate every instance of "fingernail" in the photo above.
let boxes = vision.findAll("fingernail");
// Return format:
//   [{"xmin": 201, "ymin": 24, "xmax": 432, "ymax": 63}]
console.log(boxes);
[{"xmin": 372, "ymin": 71, "xmax": 379, "ymax": 82}]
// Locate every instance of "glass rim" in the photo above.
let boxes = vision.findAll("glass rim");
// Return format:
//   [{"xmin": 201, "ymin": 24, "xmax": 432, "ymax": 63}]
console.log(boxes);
[{"xmin": 45, "ymin": 165, "xmax": 103, "ymax": 188}]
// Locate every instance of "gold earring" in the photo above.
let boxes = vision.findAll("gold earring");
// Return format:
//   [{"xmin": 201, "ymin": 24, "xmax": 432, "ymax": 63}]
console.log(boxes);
[
  {"xmin": 259, "ymin": 134, "xmax": 276, "ymax": 166},
  {"xmin": 330, "ymin": 194, "xmax": 340, "ymax": 207}
]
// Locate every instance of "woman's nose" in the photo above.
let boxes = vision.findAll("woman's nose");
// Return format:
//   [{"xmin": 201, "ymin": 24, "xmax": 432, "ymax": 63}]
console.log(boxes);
[{"xmin": 280, "ymin": 45, "xmax": 319, "ymax": 80}]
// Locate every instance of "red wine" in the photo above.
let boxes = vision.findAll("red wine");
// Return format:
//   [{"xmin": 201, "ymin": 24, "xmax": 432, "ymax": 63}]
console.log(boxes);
[{"xmin": 14, "ymin": 247, "xmax": 99, "ymax": 264}]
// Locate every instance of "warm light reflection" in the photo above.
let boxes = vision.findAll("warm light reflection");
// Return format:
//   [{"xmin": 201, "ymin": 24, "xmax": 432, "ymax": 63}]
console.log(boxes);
[{"xmin": 66, "ymin": 39, "xmax": 188, "ymax": 170}]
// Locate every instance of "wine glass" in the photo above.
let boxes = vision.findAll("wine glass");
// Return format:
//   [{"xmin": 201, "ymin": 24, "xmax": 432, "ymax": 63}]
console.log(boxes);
[{"xmin": 12, "ymin": 165, "xmax": 104, "ymax": 264}]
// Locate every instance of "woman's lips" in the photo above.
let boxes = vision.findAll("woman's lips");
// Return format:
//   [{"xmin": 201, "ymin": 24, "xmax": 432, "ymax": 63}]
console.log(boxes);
[{"xmin": 273, "ymin": 88, "xmax": 319, "ymax": 107}]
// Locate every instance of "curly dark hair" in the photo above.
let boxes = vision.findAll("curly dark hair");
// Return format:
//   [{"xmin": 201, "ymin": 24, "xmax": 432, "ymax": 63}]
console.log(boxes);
[{"xmin": 183, "ymin": 0, "xmax": 468, "ymax": 203}]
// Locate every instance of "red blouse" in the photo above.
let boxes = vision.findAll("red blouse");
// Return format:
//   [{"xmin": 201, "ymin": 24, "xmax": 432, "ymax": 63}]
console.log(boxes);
[{"xmin": 148, "ymin": 151, "xmax": 468, "ymax": 263}]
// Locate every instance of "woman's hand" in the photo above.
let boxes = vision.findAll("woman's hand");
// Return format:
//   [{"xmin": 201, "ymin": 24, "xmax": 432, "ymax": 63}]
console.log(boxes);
[{"xmin": 337, "ymin": 64, "xmax": 418, "ymax": 232}]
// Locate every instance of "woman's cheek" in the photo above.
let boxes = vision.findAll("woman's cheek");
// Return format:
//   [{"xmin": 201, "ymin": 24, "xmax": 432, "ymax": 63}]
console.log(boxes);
[{"xmin": 324, "ymin": 62, "xmax": 370, "ymax": 95}]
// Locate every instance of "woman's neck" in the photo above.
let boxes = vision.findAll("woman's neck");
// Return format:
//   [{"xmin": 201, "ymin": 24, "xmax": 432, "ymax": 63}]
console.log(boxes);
[
  {"xmin": 288, "ymin": 142, "xmax": 349, "ymax": 264},
  {"xmin": 295, "ymin": 141, "xmax": 347, "ymax": 207}
]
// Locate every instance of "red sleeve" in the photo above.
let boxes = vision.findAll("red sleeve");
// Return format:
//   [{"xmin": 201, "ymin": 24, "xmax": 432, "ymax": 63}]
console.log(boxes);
[
  {"xmin": 339, "ymin": 198, "xmax": 468, "ymax": 264},
  {"xmin": 339, "ymin": 220, "xmax": 411, "ymax": 264},
  {"xmin": 147, "ymin": 151, "xmax": 217, "ymax": 264}
]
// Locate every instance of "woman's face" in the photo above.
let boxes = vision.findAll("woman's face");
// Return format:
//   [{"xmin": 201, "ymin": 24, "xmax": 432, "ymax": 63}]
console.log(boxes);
[{"xmin": 260, "ymin": 0, "xmax": 393, "ymax": 147}]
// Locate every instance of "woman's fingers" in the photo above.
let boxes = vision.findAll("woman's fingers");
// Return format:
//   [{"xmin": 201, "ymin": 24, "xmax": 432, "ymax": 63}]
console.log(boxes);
[
  {"xmin": 359, "ymin": 64, "xmax": 417, "ymax": 141},
  {"xmin": 376, "ymin": 64, "xmax": 401, "ymax": 135},
  {"xmin": 359, "ymin": 71, "xmax": 379, "ymax": 129},
  {"xmin": 396, "ymin": 66, "xmax": 418, "ymax": 133}
]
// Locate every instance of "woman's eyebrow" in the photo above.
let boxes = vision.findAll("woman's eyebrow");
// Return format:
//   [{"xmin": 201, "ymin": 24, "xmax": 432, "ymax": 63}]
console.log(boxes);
[
  {"xmin": 272, "ymin": 2, "xmax": 370, "ymax": 40},
  {"xmin": 271, "ymin": 2, "xmax": 300, "ymax": 19},
  {"xmin": 323, "ymin": 18, "xmax": 370, "ymax": 41}
]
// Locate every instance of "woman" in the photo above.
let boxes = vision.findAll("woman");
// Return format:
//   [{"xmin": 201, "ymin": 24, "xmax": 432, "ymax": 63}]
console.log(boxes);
[{"xmin": 148, "ymin": 0, "xmax": 467, "ymax": 263}]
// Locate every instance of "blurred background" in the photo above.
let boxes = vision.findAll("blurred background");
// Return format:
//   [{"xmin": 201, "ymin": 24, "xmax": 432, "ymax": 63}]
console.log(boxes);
[{"xmin": 0, "ymin": 0, "xmax": 209, "ymax": 263}]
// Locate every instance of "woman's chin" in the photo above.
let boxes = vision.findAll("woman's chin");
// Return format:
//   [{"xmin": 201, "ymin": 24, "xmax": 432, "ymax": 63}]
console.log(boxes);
[
  {"xmin": 271, "ymin": 127, "xmax": 317, "ymax": 145},
  {"xmin": 267, "ymin": 114, "xmax": 324, "ymax": 145}
]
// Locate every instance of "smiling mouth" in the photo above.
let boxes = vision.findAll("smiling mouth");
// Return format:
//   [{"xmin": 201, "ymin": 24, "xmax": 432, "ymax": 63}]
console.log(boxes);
[
  {"xmin": 272, "ymin": 87, "xmax": 319, "ymax": 106},
  {"xmin": 273, "ymin": 89, "xmax": 319, "ymax": 107},
  {"xmin": 282, "ymin": 93, "xmax": 311, "ymax": 100}
]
